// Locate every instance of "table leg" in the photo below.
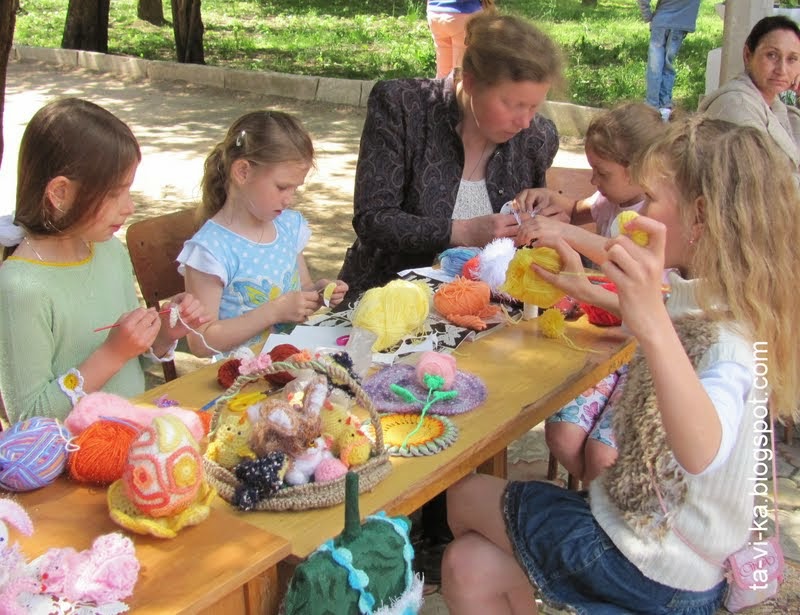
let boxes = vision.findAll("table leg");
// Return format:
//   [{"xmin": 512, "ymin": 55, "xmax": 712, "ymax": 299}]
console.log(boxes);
[{"xmin": 477, "ymin": 448, "xmax": 507, "ymax": 479}]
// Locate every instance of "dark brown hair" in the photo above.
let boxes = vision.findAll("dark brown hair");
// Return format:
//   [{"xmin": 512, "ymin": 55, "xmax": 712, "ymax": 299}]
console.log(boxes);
[
  {"xmin": 199, "ymin": 111, "xmax": 314, "ymax": 221},
  {"xmin": 8, "ymin": 98, "xmax": 140, "ymax": 258}
]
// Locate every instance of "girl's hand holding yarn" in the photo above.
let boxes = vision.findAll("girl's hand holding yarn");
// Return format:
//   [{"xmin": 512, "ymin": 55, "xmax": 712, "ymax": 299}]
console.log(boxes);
[
  {"xmin": 601, "ymin": 215, "xmax": 669, "ymax": 337},
  {"xmin": 104, "ymin": 307, "xmax": 162, "ymax": 360},
  {"xmin": 268, "ymin": 289, "xmax": 322, "ymax": 324},
  {"xmin": 515, "ymin": 213, "xmax": 572, "ymax": 248},
  {"xmin": 158, "ymin": 292, "xmax": 208, "ymax": 341},
  {"xmin": 523, "ymin": 238, "xmax": 595, "ymax": 305},
  {"xmin": 315, "ymin": 279, "xmax": 349, "ymax": 308}
]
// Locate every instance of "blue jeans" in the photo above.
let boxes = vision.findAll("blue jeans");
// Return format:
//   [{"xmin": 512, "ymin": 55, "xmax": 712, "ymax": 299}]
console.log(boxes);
[
  {"xmin": 503, "ymin": 481, "xmax": 727, "ymax": 614},
  {"xmin": 646, "ymin": 27, "xmax": 688, "ymax": 109}
]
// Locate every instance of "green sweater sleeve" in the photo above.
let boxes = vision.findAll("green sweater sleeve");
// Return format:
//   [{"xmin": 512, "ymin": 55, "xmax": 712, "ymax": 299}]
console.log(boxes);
[{"xmin": 0, "ymin": 239, "xmax": 146, "ymax": 425}]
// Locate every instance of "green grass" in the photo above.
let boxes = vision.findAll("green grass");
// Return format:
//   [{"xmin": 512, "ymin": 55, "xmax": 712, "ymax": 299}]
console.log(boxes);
[{"xmin": 12, "ymin": 0, "xmax": 723, "ymax": 109}]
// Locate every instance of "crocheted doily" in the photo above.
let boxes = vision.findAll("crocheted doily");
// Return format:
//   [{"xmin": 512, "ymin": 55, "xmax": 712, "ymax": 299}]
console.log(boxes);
[
  {"xmin": 363, "ymin": 364, "xmax": 486, "ymax": 415},
  {"xmin": 365, "ymin": 413, "xmax": 458, "ymax": 457}
]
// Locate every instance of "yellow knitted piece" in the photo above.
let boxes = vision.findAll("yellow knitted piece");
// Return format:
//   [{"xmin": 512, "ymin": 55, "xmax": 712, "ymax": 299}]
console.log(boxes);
[
  {"xmin": 352, "ymin": 279, "xmax": 432, "ymax": 351},
  {"xmin": 500, "ymin": 247, "xmax": 565, "ymax": 308},
  {"xmin": 610, "ymin": 210, "xmax": 649, "ymax": 247},
  {"xmin": 108, "ymin": 479, "xmax": 216, "ymax": 539}
]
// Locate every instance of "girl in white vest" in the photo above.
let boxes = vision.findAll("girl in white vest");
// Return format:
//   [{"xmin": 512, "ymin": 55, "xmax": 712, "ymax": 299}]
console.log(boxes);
[{"xmin": 441, "ymin": 116, "xmax": 800, "ymax": 613}]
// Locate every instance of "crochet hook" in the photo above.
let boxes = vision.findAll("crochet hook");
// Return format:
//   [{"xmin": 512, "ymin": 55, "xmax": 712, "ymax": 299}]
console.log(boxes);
[{"xmin": 93, "ymin": 308, "xmax": 171, "ymax": 332}]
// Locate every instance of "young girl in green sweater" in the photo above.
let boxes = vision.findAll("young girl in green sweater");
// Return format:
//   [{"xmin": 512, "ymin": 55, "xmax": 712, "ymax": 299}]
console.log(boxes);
[{"xmin": 0, "ymin": 98, "xmax": 206, "ymax": 425}]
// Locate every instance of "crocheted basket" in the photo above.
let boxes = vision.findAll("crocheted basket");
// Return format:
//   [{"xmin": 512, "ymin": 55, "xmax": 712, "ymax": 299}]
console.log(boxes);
[{"xmin": 202, "ymin": 358, "xmax": 392, "ymax": 511}]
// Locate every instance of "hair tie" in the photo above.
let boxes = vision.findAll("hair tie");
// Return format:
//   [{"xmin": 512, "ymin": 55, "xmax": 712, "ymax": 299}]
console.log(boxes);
[
  {"xmin": 0, "ymin": 215, "xmax": 25, "ymax": 248},
  {"xmin": 235, "ymin": 129, "xmax": 246, "ymax": 148}
]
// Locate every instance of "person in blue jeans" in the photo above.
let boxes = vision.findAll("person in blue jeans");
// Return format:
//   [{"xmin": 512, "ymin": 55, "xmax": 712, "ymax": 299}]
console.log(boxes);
[{"xmin": 638, "ymin": 0, "xmax": 701, "ymax": 120}]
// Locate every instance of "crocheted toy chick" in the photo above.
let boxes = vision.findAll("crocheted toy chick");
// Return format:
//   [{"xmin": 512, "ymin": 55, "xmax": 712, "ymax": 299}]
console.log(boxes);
[
  {"xmin": 205, "ymin": 412, "xmax": 256, "ymax": 470},
  {"xmin": 337, "ymin": 418, "xmax": 371, "ymax": 468},
  {"xmin": 320, "ymin": 399, "xmax": 352, "ymax": 456}
]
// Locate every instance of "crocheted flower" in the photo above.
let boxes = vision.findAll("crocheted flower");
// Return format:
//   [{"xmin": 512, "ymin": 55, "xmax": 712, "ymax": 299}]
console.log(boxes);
[
  {"xmin": 58, "ymin": 369, "xmax": 86, "ymax": 406},
  {"xmin": 239, "ymin": 353, "xmax": 273, "ymax": 376}
]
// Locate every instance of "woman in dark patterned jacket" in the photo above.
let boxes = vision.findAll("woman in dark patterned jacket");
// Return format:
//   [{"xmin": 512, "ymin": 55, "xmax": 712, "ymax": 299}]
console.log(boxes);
[{"xmin": 338, "ymin": 13, "xmax": 563, "ymax": 298}]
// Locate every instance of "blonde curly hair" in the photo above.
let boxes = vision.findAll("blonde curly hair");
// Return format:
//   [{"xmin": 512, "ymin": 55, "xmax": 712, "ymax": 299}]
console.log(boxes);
[{"xmin": 633, "ymin": 116, "xmax": 800, "ymax": 417}]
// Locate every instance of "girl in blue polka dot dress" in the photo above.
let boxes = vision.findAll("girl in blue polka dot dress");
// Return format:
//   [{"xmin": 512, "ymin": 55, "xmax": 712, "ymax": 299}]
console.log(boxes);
[{"xmin": 178, "ymin": 111, "xmax": 348, "ymax": 356}]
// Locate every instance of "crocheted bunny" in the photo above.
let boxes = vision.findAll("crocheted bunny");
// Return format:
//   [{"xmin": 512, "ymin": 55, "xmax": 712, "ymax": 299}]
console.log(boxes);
[
  {"xmin": 0, "ymin": 499, "xmax": 38, "ymax": 615},
  {"xmin": 284, "ymin": 436, "xmax": 333, "ymax": 486}
]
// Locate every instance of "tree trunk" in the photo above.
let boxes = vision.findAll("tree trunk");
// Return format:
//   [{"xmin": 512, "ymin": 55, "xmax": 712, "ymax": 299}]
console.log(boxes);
[
  {"xmin": 171, "ymin": 0, "xmax": 204, "ymax": 64},
  {"xmin": 61, "ymin": 0, "xmax": 110, "ymax": 52},
  {"xmin": 138, "ymin": 0, "xmax": 165, "ymax": 26},
  {"xmin": 0, "ymin": 0, "xmax": 18, "ymax": 169}
]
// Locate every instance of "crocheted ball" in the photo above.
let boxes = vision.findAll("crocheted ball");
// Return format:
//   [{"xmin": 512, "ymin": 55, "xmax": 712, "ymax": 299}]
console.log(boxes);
[
  {"xmin": 0, "ymin": 417, "xmax": 70, "ymax": 491},
  {"xmin": 68, "ymin": 419, "xmax": 140, "ymax": 485},
  {"xmin": 314, "ymin": 457, "xmax": 348, "ymax": 483},
  {"xmin": 217, "ymin": 358, "xmax": 242, "ymax": 388},
  {"xmin": 123, "ymin": 415, "xmax": 203, "ymax": 518},
  {"xmin": 265, "ymin": 344, "xmax": 301, "ymax": 386}
]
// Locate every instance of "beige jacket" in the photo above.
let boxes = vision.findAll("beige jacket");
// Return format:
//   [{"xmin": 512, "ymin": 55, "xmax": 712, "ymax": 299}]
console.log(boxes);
[{"xmin": 698, "ymin": 72, "xmax": 800, "ymax": 169}]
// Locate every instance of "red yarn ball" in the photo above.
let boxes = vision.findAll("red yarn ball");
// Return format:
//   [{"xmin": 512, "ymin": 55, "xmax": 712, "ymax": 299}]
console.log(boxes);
[
  {"xmin": 461, "ymin": 255, "xmax": 481, "ymax": 280},
  {"xmin": 580, "ymin": 283, "xmax": 622, "ymax": 327},
  {"xmin": 68, "ymin": 420, "xmax": 139, "ymax": 485},
  {"xmin": 266, "ymin": 344, "xmax": 301, "ymax": 385},
  {"xmin": 217, "ymin": 358, "xmax": 242, "ymax": 388}
]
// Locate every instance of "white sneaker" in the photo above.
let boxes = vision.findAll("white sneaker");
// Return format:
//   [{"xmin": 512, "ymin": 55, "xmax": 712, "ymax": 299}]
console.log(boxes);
[{"xmin": 659, "ymin": 107, "xmax": 672, "ymax": 122}]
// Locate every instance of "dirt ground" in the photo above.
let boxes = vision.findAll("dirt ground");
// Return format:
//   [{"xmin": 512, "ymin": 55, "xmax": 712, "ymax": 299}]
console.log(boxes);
[{"xmin": 1, "ymin": 60, "xmax": 588, "ymax": 384}]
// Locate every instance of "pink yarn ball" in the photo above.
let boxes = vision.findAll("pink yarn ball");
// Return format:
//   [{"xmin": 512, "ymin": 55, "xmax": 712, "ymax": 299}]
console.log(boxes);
[
  {"xmin": 314, "ymin": 457, "xmax": 348, "ymax": 483},
  {"xmin": 415, "ymin": 351, "xmax": 457, "ymax": 390}
]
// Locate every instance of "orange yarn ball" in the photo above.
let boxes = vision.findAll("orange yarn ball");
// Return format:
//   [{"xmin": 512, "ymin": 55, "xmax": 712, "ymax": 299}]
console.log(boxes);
[
  {"xmin": 434, "ymin": 277, "xmax": 492, "ymax": 316},
  {"xmin": 68, "ymin": 420, "xmax": 139, "ymax": 485}
]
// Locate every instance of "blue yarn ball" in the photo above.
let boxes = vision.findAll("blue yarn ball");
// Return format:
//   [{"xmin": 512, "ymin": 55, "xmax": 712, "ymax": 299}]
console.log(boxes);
[
  {"xmin": 0, "ymin": 417, "xmax": 70, "ymax": 491},
  {"xmin": 438, "ymin": 247, "xmax": 481, "ymax": 278}
]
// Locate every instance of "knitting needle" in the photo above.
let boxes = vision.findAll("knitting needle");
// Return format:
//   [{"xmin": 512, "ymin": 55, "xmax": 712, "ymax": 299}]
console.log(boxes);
[{"xmin": 93, "ymin": 308, "xmax": 171, "ymax": 332}]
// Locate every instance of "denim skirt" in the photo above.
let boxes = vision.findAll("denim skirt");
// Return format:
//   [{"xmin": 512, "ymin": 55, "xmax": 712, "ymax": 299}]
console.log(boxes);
[{"xmin": 503, "ymin": 481, "xmax": 726, "ymax": 615}]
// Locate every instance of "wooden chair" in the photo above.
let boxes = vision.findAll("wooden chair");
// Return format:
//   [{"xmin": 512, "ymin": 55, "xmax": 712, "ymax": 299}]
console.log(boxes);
[
  {"xmin": 126, "ymin": 208, "xmax": 200, "ymax": 382},
  {"xmin": 543, "ymin": 166, "xmax": 594, "ymax": 489}
]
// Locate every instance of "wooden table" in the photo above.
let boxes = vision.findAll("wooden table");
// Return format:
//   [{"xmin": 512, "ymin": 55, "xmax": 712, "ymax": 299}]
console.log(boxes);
[
  {"xmin": 15, "ymin": 479, "xmax": 291, "ymax": 614},
  {"xmin": 137, "ymin": 317, "xmax": 634, "ymax": 562}
]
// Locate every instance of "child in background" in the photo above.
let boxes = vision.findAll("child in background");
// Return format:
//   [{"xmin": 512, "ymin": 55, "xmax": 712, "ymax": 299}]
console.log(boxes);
[
  {"xmin": 0, "ymin": 98, "xmax": 206, "ymax": 425},
  {"xmin": 426, "ymin": 1, "xmax": 488, "ymax": 79},
  {"xmin": 515, "ymin": 102, "xmax": 665, "ymax": 484},
  {"xmin": 178, "ymin": 111, "xmax": 348, "ymax": 357},
  {"xmin": 443, "ymin": 117, "xmax": 800, "ymax": 613}
]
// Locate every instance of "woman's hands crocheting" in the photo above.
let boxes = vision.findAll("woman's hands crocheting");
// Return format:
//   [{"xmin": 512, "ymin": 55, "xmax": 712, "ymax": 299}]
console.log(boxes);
[
  {"xmin": 601, "ymin": 215, "xmax": 669, "ymax": 338},
  {"xmin": 451, "ymin": 213, "xmax": 519, "ymax": 247},
  {"xmin": 510, "ymin": 188, "xmax": 571, "ymax": 222}
]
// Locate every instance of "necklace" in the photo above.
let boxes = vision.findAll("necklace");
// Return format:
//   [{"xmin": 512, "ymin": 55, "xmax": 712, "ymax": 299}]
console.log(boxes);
[
  {"xmin": 24, "ymin": 236, "xmax": 45, "ymax": 261},
  {"xmin": 465, "ymin": 139, "xmax": 491, "ymax": 181},
  {"xmin": 23, "ymin": 236, "xmax": 91, "ymax": 262}
]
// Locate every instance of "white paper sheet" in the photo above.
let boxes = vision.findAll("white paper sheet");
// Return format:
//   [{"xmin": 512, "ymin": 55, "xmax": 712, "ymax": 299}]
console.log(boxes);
[{"xmin": 259, "ymin": 325, "xmax": 352, "ymax": 355}]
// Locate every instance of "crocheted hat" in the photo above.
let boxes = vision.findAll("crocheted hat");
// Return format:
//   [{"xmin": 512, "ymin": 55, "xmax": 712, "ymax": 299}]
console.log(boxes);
[
  {"xmin": 282, "ymin": 472, "xmax": 423, "ymax": 615},
  {"xmin": 363, "ymin": 363, "xmax": 486, "ymax": 415}
]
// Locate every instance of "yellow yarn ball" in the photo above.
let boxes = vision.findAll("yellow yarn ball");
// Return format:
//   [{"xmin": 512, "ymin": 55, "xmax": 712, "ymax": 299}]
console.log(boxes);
[
  {"xmin": 499, "ymin": 247, "xmax": 565, "ymax": 308},
  {"xmin": 352, "ymin": 279, "xmax": 432, "ymax": 351},
  {"xmin": 537, "ymin": 307, "xmax": 566, "ymax": 339},
  {"xmin": 610, "ymin": 211, "xmax": 649, "ymax": 247}
]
